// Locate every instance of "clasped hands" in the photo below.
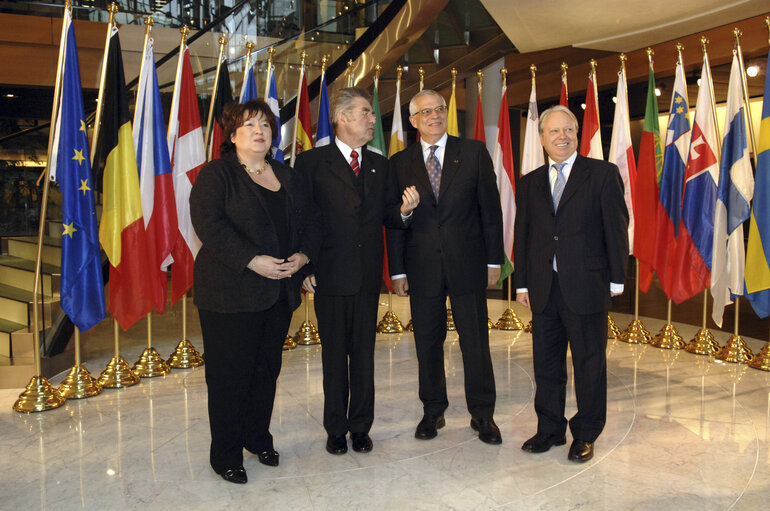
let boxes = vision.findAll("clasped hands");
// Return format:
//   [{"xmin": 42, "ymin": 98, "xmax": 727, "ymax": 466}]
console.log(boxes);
[
  {"xmin": 248, "ymin": 252, "xmax": 308, "ymax": 280},
  {"xmin": 393, "ymin": 267, "xmax": 502, "ymax": 297}
]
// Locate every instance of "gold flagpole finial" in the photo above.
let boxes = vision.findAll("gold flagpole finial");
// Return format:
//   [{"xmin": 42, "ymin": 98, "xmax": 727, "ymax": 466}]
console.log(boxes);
[
  {"xmin": 374, "ymin": 64, "xmax": 381, "ymax": 89},
  {"xmin": 500, "ymin": 67, "xmax": 507, "ymax": 89},
  {"xmin": 476, "ymin": 70, "xmax": 483, "ymax": 95},
  {"xmin": 675, "ymin": 42, "xmax": 685, "ymax": 65},
  {"xmin": 619, "ymin": 53, "xmax": 627, "ymax": 71},
  {"xmin": 418, "ymin": 66, "xmax": 425, "ymax": 90},
  {"xmin": 347, "ymin": 59, "xmax": 354, "ymax": 86},
  {"xmin": 267, "ymin": 46, "xmax": 275, "ymax": 67},
  {"xmin": 107, "ymin": 2, "xmax": 118, "ymax": 14},
  {"xmin": 218, "ymin": 35, "xmax": 227, "ymax": 46},
  {"xmin": 451, "ymin": 67, "xmax": 457, "ymax": 89},
  {"xmin": 589, "ymin": 59, "xmax": 597, "ymax": 77},
  {"xmin": 733, "ymin": 27, "xmax": 742, "ymax": 48},
  {"xmin": 396, "ymin": 65, "xmax": 403, "ymax": 82},
  {"xmin": 700, "ymin": 36, "xmax": 709, "ymax": 55},
  {"xmin": 180, "ymin": 25, "xmax": 190, "ymax": 43},
  {"xmin": 245, "ymin": 40, "xmax": 255, "ymax": 53},
  {"xmin": 300, "ymin": 50, "xmax": 307, "ymax": 68},
  {"xmin": 646, "ymin": 47, "xmax": 654, "ymax": 66},
  {"xmin": 144, "ymin": 16, "xmax": 154, "ymax": 28},
  {"xmin": 529, "ymin": 64, "xmax": 537, "ymax": 79},
  {"xmin": 321, "ymin": 55, "xmax": 329, "ymax": 74},
  {"xmin": 561, "ymin": 61, "xmax": 568, "ymax": 78}
]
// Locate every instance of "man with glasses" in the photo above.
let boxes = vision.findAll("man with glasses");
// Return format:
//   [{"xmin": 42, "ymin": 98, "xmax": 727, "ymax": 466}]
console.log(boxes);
[
  {"xmin": 298, "ymin": 87, "xmax": 419, "ymax": 455},
  {"xmin": 386, "ymin": 89, "xmax": 504, "ymax": 444}
]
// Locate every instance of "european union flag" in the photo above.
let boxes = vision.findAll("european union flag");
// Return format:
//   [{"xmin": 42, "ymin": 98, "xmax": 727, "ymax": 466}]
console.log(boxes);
[{"xmin": 52, "ymin": 17, "xmax": 105, "ymax": 331}]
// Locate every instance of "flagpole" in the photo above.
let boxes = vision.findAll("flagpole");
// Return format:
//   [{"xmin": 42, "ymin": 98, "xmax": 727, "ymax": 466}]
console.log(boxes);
[
  {"xmin": 749, "ymin": 16, "xmax": 770, "ymax": 371},
  {"xmin": 418, "ymin": 67, "xmax": 425, "ymax": 91},
  {"xmin": 241, "ymin": 40, "xmax": 254, "ymax": 99},
  {"xmin": 167, "ymin": 25, "xmax": 204, "ymax": 369},
  {"xmin": 347, "ymin": 59, "xmax": 354, "ymax": 87},
  {"xmin": 622, "ymin": 49, "xmax": 655, "ymax": 344},
  {"xmin": 264, "ymin": 47, "xmax": 275, "ymax": 100},
  {"xmin": 521, "ymin": 64, "xmax": 539, "ymax": 334},
  {"xmin": 561, "ymin": 62, "xmax": 569, "ymax": 102},
  {"xmin": 686, "ymin": 37, "xmax": 720, "ymax": 355},
  {"xmin": 494, "ymin": 67, "xmax": 522, "ymax": 331},
  {"xmin": 715, "ymin": 29, "xmax": 755, "ymax": 364},
  {"xmin": 13, "ymin": 0, "xmax": 73, "ymax": 412},
  {"xmin": 291, "ymin": 51, "xmax": 307, "ymax": 166},
  {"xmin": 205, "ymin": 35, "xmax": 228, "ymax": 157},
  {"xmin": 589, "ymin": 59, "xmax": 599, "ymax": 115}
]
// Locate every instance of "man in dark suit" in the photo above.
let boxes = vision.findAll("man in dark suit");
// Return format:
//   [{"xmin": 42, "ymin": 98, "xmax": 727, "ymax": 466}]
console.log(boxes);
[
  {"xmin": 387, "ymin": 89, "xmax": 504, "ymax": 445},
  {"xmin": 297, "ymin": 87, "xmax": 419, "ymax": 456},
  {"xmin": 514, "ymin": 105, "xmax": 628, "ymax": 462}
]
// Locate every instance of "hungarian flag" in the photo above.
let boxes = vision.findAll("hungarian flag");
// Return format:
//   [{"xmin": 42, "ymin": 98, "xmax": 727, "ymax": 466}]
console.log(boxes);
[
  {"xmin": 608, "ymin": 66, "xmax": 636, "ymax": 255},
  {"xmin": 291, "ymin": 68, "xmax": 312, "ymax": 165},
  {"xmin": 167, "ymin": 46, "xmax": 205, "ymax": 305},
  {"xmin": 447, "ymin": 82, "xmax": 459, "ymax": 137},
  {"xmin": 669, "ymin": 54, "xmax": 719, "ymax": 304},
  {"xmin": 521, "ymin": 74, "xmax": 544, "ymax": 176},
  {"xmin": 745, "ymin": 51, "xmax": 770, "ymax": 318},
  {"xmin": 711, "ymin": 54, "xmax": 754, "ymax": 327},
  {"xmin": 633, "ymin": 66, "xmax": 663, "ymax": 292},
  {"xmin": 94, "ymin": 27, "xmax": 155, "ymax": 330},
  {"xmin": 580, "ymin": 69, "xmax": 603, "ymax": 159},
  {"xmin": 50, "ymin": 9, "xmax": 105, "ymax": 332},
  {"xmin": 389, "ymin": 78, "xmax": 405, "ymax": 156},
  {"xmin": 316, "ymin": 71, "xmax": 333, "ymax": 147},
  {"xmin": 209, "ymin": 58, "xmax": 233, "ymax": 161},
  {"xmin": 473, "ymin": 93, "xmax": 486, "ymax": 143},
  {"xmin": 493, "ymin": 85, "xmax": 515, "ymax": 285},
  {"xmin": 133, "ymin": 37, "xmax": 178, "ymax": 314},
  {"xmin": 653, "ymin": 60, "xmax": 691, "ymax": 299}
]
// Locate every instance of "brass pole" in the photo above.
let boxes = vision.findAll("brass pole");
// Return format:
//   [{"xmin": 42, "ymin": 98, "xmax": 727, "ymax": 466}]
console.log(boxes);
[
  {"xmin": 291, "ymin": 51, "xmax": 307, "ymax": 166},
  {"xmin": 90, "ymin": 3, "xmax": 118, "ymax": 164},
  {"xmin": 506, "ymin": 275, "xmax": 511, "ymax": 309},
  {"xmin": 561, "ymin": 61, "xmax": 568, "ymax": 100},
  {"xmin": 147, "ymin": 313, "xmax": 152, "ymax": 349},
  {"xmin": 734, "ymin": 297, "xmax": 740, "ymax": 336},
  {"xmin": 589, "ymin": 59, "xmax": 599, "ymax": 114},
  {"xmin": 182, "ymin": 293, "xmax": 187, "ymax": 340},
  {"xmin": 114, "ymin": 318, "xmax": 119, "ymax": 359},
  {"xmin": 375, "ymin": 64, "xmax": 381, "ymax": 90},
  {"xmin": 634, "ymin": 264, "xmax": 640, "ymax": 319},
  {"xmin": 74, "ymin": 327, "xmax": 81, "ymax": 366},
  {"xmin": 701, "ymin": 37, "xmax": 722, "ymax": 156},
  {"xmin": 264, "ymin": 47, "xmax": 275, "ymax": 100},
  {"xmin": 204, "ymin": 36, "xmax": 228, "ymax": 156},
  {"xmin": 240, "ymin": 40, "xmax": 255, "ymax": 100},
  {"xmin": 418, "ymin": 67, "xmax": 425, "ymax": 91},
  {"xmin": 347, "ymin": 59, "xmax": 355, "ymax": 87}
]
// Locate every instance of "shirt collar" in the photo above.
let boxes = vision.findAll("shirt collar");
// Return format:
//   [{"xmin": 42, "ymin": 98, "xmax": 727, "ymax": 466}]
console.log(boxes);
[
  {"xmin": 419, "ymin": 132, "xmax": 448, "ymax": 153},
  {"xmin": 548, "ymin": 151, "xmax": 577, "ymax": 170},
  {"xmin": 335, "ymin": 138, "xmax": 362, "ymax": 161}
]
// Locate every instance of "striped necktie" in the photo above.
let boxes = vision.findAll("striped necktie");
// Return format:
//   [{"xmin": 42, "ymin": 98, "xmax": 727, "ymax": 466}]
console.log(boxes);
[
  {"xmin": 552, "ymin": 162, "xmax": 567, "ymax": 211},
  {"xmin": 350, "ymin": 150, "xmax": 360, "ymax": 177}
]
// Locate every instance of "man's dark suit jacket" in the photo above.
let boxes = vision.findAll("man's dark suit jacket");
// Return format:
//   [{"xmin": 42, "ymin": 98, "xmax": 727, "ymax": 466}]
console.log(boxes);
[
  {"xmin": 386, "ymin": 136, "xmax": 504, "ymax": 295},
  {"xmin": 513, "ymin": 154, "xmax": 629, "ymax": 315},
  {"xmin": 298, "ymin": 143, "xmax": 404, "ymax": 296},
  {"xmin": 190, "ymin": 152, "xmax": 312, "ymax": 313}
]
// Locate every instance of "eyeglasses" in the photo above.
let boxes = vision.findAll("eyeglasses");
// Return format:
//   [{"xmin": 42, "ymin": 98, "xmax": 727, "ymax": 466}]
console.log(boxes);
[
  {"xmin": 347, "ymin": 109, "xmax": 376, "ymax": 120},
  {"xmin": 413, "ymin": 105, "xmax": 448, "ymax": 117}
]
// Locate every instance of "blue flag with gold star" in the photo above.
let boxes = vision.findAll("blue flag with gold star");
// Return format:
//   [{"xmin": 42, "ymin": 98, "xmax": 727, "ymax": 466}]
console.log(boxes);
[{"xmin": 51, "ymin": 14, "xmax": 105, "ymax": 331}]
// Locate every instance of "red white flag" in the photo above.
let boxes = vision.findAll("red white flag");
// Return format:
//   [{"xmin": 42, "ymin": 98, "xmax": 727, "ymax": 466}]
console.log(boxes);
[
  {"xmin": 473, "ymin": 93, "xmax": 486, "ymax": 143},
  {"xmin": 167, "ymin": 46, "xmax": 204, "ymax": 305},
  {"xmin": 608, "ymin": 67, "xmax": 636, "ymax": 254},
  {"xmin": 559, "ymin": 67, "xmax": 568, "ymax": 107},
  {"xmin": 580, "ymin": 68, "xmax": 603, "ymax": 159}
]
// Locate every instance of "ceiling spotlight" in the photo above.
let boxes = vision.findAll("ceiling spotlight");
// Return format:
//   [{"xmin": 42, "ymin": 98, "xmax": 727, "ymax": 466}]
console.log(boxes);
[
  {"xmin": 655, "ymin": 88, "xmax": 661, "ymax": 97},
  {"xmin": 697, "ymin": 78, "xmax": 701, "ymax": 86},
  {"xmin": 581, "ymin": 103, "xmax": 586, "ymax": 110},
  {"xmin": 746, "ymin": 65, "xmax": 759, "ymax": 77},
  {"xmin": 3, "ymin": 93, "xmax": 17, "ymax": 99},
  {"xmin": 612, "ymin": 96, "xmax": 617, "ymax": 104}
]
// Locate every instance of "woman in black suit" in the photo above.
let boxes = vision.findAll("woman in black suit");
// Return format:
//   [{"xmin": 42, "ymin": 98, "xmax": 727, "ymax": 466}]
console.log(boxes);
[{"xmin": 190, "ymin": 100, "xmax": 312, "ymax": 484}]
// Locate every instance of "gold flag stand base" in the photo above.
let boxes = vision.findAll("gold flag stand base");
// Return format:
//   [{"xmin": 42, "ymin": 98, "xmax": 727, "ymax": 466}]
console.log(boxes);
[
  {"xmin": 98, "ymin": 355, "xmax": 140, "ymax": 388},
  {"xmin": 13, "ymin": 376, "xmax": 66, "ymax": 413},
  {"xmin": 685, "ymin": 328, "xmax": 721, "ymax": 356},
  {"xmin": 133, "ymin": 348, "xmax": 171, "ymax": 377},
  {"xmin": 283, "ymin": 334, "xmax": 297, "ymax": 350},
  {"xmin": 487, "ymin": 318, "xmax": 494, "ymax": 329},
  {"xmin": 619, "ymin": 319, "xmax": 651, "ymax": 344},
  {"xmin": 495, "ymin": 308, "xmax": 523, "ymax": 330},
  {"xmin": 608, "ymin": 315, "xmax": 622, "ymax": 339},
  {"xmin": 749, "ymin": 342, "xmax": 770, "ymax": 371},
  {"xmin": 168, "ymin": 340, "xmax": 204, "ymax": 369},
  {"xmin": 377, "ymin": 311, "xmax": 405, "ymax": 333},
  {"xmin": 446, "ymin": 308, "xmax": 456, "ymax": 331},
  {"xmin": 405, "ymin": 319, "xmax": 414, "ymax": 331},
  {"xmin": 650, "ymin": 323, "xmax": 685, "ymax": 349},
  {"xmin": 715, "ymin": 335, "xmax": 754, "ymax": 364},
  {"xmin": 58, "ymin": 364, "xmax": 103, "ymax": 399},
  {"xmin": 294, "ymin": 321, "xmax": 321, "ymax": 345},
  {"xmin": 523, "ymin": 320, "xmax": 532, "ymax": 332}
]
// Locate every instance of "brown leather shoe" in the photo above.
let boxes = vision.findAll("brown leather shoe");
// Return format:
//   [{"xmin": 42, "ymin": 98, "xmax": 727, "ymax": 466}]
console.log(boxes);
[{"xmin": 568, "ymin": 439, "xmax": 594, "ymax": 462}]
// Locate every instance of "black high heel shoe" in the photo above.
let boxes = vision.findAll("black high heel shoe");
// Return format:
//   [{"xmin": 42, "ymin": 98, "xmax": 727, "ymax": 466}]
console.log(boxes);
[{"xmin": 217, "ymin": 466, "xmax": 247, "ymax": 484}]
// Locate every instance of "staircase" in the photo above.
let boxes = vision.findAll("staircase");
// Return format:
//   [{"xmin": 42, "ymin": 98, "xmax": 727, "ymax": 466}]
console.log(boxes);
[{"xmin": 0, "ymin": 220, "xmax": 73, "ymax": 388}]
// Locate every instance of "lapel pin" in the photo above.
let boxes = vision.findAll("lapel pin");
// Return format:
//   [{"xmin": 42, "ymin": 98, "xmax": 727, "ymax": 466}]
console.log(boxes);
[
  {"xmin": 453, "ymin": 159, "xmax": 459, "ymax": 164},
  {"xmin": 370, "ymin": 168, "xmax": 375, "ymax": 173}
]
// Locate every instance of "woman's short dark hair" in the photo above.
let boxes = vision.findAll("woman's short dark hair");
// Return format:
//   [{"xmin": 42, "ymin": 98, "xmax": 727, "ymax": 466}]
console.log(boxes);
[{"xmin": 219, "ymin": 99, "xmax": 278, "ymax": 155}]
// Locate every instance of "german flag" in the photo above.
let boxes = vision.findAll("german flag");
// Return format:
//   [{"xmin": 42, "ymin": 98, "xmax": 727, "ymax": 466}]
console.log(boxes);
[
  {"xmin": 93, "ymin": 27, "xmax": 155, "ymax": 330},
  {"xmin": 209, "ymin": 58, "xmax": 233, "ymax": 161}
]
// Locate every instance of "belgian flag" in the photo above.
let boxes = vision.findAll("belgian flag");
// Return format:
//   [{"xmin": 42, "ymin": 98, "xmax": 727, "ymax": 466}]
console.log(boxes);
[{"xmin": 93, "ymin": 27, "xmax": 155, "ymax": 330}]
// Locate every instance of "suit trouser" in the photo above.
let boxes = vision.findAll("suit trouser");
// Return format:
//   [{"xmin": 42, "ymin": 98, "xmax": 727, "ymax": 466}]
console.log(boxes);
[
  {"xmin": 410, "ymin": 289, "xmax": 496, "ymax": 419},
  {"xmin": 199, "ymin": 300, "xmax": 291, "ymax": 473},
  {"xmin": 531, "ymin": 272, "xmax": 607, "ymax": 442},
  {"xmin": 314, "ymin": 291, "xmax": 380, "ymax": 436}
]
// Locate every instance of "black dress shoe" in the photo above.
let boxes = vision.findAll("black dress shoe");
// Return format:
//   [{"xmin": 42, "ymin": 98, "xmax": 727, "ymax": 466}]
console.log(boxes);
[
  {"xmin": 218, "ymin": 466, "xmax": 247, "ymax": 484},
  {"xmin": 326, "ymin": 434, "xmax": 348, "ymax": 454},
  {"xmin": 568, "ymin": 439, "xmax": 594, "ymax": 462},
  {"xmin": 351, "ymin": 432, "xmax": 373, "ymax": 453},
  {"xmin": 521, "ymin": 432, "xmax": 567, "ymax": 453},
  {"xmin": 470, "ymin": 417, "xmax": 502, "ymax": 445},
  {"xmin": 256, "ymin": 449, "xmax": 280, "ymax": 467},
  {"xmin": 414, "ymin": 414, "xmax": 446, "ymax": 440}
]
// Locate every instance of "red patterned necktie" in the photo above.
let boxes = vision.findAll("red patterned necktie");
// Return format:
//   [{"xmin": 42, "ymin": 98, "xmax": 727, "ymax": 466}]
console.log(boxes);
[{"xmin": 350, "ymin": 150, "xmax": 360, "ymax": 177}]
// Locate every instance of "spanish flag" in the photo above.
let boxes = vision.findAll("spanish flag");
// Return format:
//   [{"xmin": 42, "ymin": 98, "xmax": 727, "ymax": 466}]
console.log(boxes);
[
  {"xmin": 291, "ymin": 68, "xmax": 312, "ymax": 165},
  {"xmin": 93, "ymin": 27, "xmax": 155, "ymax": 330}
]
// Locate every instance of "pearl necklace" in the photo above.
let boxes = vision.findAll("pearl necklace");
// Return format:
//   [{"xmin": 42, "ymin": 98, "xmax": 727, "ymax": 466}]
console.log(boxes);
[{"xmin": 239, "ymin": 157, "xmax": 269, "ymax": 175}]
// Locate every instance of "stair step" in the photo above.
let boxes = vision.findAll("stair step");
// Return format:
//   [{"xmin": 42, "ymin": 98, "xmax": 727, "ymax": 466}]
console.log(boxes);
[
  {"xmin": 0, "ymin": 255, "xmax": 59, "ymax": 297},
  {"xmin": 6, "ymin": 236, "xmax": 62, "ymax": 266},
  {"xmin": 0, "ymin": 318, "xmax": 26, "ymax": 358}
]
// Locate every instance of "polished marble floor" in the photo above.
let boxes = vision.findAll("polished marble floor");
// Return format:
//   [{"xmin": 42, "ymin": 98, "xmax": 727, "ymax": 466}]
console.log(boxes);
[{"xmin": 2, "ymin": 295, "xmax": 770, "ymax": 510}]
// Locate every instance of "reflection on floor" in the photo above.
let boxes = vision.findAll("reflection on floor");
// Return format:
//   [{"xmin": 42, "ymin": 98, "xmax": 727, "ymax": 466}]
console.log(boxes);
[{"xmin": 1, "ymin": 295, "xmax": 769, "ymax": 510}]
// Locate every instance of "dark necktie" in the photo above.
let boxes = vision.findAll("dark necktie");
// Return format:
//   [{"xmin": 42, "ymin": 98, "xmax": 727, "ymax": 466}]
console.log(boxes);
[
  {"xmin": 426, "ymin": 145, "xmax": 441, "ymax": 198},
  {"xmin": 552, "ymin": 162, "xmax": 567, "ymax": 211},
  {"xmin": 350, "ymin": 150, "xmax": 360, "ymax": 177}
]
